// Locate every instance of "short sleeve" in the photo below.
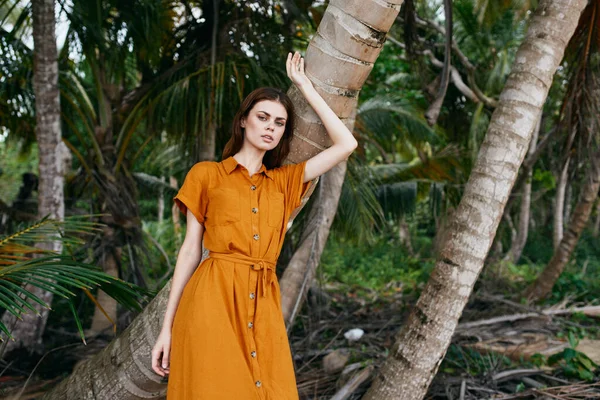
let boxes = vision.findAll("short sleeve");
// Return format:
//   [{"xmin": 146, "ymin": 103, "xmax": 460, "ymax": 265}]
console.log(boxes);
[
  {"xmin": 173, "ymin": 162, "xmax": 212, "ymax": 224},
  {"xmin": 275, "ymin": 159, "xmax": 316, "ymax": 213}
]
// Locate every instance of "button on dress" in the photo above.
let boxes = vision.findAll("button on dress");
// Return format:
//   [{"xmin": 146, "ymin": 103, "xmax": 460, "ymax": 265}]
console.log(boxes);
[{"xmin": 167, "ymin": 156, "xmax": 314, "ymax": 400}]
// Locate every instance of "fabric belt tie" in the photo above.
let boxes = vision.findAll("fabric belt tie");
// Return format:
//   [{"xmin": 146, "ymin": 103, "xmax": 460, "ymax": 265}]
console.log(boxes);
[{"xmin": 207, "ymin": 251, "xmax": 277, "ymax": 298}]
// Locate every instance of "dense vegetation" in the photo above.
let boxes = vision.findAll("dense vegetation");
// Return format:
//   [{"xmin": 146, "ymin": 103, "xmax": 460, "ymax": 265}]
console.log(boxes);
[{"xmin": 1, "ymin": 0, "xmax": 599, "ymax": 398}]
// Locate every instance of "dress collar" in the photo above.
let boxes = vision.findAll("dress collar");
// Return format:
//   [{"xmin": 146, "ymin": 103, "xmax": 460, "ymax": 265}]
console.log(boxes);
[{"xmin": 222, "ymin": 156, "xmax": 273, "ymax": 180}]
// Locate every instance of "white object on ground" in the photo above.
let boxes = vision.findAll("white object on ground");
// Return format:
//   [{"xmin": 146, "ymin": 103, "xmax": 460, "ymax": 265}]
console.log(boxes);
[{"xmin": 344, "ymin": 328, "xmax": 364, "ymax": 342}]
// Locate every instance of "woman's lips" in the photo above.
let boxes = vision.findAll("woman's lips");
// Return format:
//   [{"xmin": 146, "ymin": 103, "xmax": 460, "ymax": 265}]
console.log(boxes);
[{"xmin": 262, "ymin": 135, "xmax": 273, "ymax": 143}]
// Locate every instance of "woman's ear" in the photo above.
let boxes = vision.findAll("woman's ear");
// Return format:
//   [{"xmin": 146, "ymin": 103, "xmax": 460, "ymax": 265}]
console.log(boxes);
[{"xmin": 240, "ymin": 117, "xmax": 246, "ymax": 128}]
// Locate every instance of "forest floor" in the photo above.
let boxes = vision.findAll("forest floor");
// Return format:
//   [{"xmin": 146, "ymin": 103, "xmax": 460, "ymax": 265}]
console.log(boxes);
[
  {"xmin": 290, "ymin": 272, "xmax": 600, "ymax": 400},
  {"xmin": 1, "ymin": 261, "xmax": 599, "ymax": 399}
]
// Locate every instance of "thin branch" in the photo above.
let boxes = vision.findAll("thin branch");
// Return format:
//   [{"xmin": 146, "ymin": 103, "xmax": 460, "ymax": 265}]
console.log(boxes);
[
  {"xmin": 409, "ymin": 15, "xmax": 498, "ymax": 108},
  {"xmin": 424, "ymin": 0, "xmax": 453, "ymax": 126}
]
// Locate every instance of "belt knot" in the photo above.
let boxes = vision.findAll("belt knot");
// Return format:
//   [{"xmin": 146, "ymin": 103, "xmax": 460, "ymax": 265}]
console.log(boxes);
[{"xmin": 207, "ymin": 251, "xmax": 276, "ymax": 298}]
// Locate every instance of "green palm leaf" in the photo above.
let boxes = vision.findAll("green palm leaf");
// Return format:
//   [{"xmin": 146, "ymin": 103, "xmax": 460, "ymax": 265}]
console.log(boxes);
[{"xmin": 0, "ymin": 216, "xmax": 155, "ymax": 343}]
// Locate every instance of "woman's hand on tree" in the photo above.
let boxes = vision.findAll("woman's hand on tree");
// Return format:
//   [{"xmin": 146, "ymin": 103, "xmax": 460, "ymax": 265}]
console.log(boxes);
[
  {"xmin": 152, "ymin": 329, "xmax": 171, "ymax": 377},
  {"xmin": 286, "ymin": 51, "xmax": 313, "ymax": 90}
]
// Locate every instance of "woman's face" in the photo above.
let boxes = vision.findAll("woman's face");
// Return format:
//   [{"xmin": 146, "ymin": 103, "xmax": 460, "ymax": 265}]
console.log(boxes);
[{"xmin": 240, "ymin": 100, "xmax": 288, "ymax": 152}]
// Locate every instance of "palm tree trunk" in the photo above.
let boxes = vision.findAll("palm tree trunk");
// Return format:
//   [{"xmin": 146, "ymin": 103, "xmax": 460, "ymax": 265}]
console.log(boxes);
[
  {"xmin": 554, "ymin": 140, "xmax": 573, "ymax": 247},
  {"xmin": 195, "ymin": 0, "xmax": 219, "ymax": 163},
  {"xmin": 278, "ymin": 0, "xmax": 403, "ymax": 327},
  {"xmin": 524, "ymin": 151, "xmax": 600, "ymax": 301},
  {"xmin": 505, "ymin": 116, "xmax": 541, "ymax": 264},
  {"xmin": 362, "ymin": 1, "xmax": 586, "ymax": 398},
  {"xmin": 0, "ymin": 0, "xmax": 65, "ymax": 355},
  {"xmin": 41, "ymin": 282, "xmax": 172, "ymax": 400}
]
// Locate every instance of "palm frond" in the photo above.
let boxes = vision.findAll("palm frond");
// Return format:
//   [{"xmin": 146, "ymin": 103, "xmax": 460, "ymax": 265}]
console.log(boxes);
[
  {"xmin": 0, "ymin": 215, "xmax": 154, "ymax": 343},
  {"xmin": 0, "ymin": 215, "xmax": 103, "ymax": 253},
  {"xmin": 333, "ymin": 157, "xmax": 386, "ymax": 244},
  {"xmin": 357, "ymin": 94, "xmax": 440, "ymax": 151}
]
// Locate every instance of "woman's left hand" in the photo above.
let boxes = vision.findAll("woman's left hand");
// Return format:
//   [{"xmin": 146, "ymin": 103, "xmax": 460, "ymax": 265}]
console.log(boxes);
[{"xmin": 286, "ymin": 51, "xmax": 313, "ymax": 90}]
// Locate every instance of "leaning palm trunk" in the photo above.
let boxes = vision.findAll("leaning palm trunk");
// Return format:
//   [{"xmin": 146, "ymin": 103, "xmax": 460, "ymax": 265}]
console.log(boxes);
[
  {"xmin": 362, "ymin": 1, "xmax": 587, "ymax": 399},
  {"xmin": 525, "ymin": 151, "xmax": 600, "ymax": 301},
  {"xmin": 0, "ymin": 0, "xmax": 65, "ymax": 355},
  {"xmin": 42, "ymin": 283, "xmax": 171, "ymax": 399},
  {"xmin": 40, "ymin": 0, "xmax": 402, "ymax": 397},
  {"xmin": 279, "ymin": 0, "xmax": 404, "ymax": 327}
]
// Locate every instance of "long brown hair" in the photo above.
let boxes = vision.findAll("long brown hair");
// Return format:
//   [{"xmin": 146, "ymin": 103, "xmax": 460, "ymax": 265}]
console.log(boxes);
[{"xmin": 222, "ymin": 87, "xmax": 295, "ymax": 169}]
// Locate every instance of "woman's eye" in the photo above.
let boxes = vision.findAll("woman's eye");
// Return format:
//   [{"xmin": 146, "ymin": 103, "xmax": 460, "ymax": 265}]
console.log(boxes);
[
  {"xmin": 258, "ymin": 116, "xmax": 266, "ymax": 120},
  {"xmin": 276, "ymin": 122, "xmax": 284, "ymax": 126}
]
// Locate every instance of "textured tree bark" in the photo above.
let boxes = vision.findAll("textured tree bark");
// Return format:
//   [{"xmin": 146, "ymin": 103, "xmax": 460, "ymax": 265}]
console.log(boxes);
[
  {"xmin": 279, "ymin": 0, "xmax": 404, "ymax": 328},
  {"xmin": 197, "ymin": 122, "xmax": 216, "ymax": 162},
  {"xmin": 42, "ymin": 282, "xmax": 172, "ymax": 400},
  {"xmin": 196, "ymin": 0, "xmax": 219, "ymax": 163},
  {"xmin": 362, "ymin": 1, "xmax": 587, "ymax": 399},
  {"xmin": 505, "ymin": 116, "xmax": 541, "ymax": 264},
  {"xmin": 525, "ymin": 150, "xmax": 600, "ymax": 301},
  {"xmin": 0, "ymin": 0, "xmax": 65, "ymax": 355}
]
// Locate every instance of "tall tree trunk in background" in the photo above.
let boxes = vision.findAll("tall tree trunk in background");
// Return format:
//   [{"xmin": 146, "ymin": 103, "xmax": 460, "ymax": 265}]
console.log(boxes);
[
  {"xmin": 196, "ymin": 0, "xmax": 219, "ymax": 163},
  {"xmin": 505, "ymin": 116, "xmax": 541, "ymax": 264},
  {"xmin": 279, "ymin": 0, "xmax": 403, "ymax": 327},
  {"xmin": 362, "ymin": 1, "xmax": 586, "ymax": 398},
  {"xmin": 564, "ymin": 181, "xmax": 573, "ymax": 227},
  {"xmin": 0, "ymin": 0, "xmax": 65, "ymax": 355},
  {"xmin": 554, "ymin": 148, "xmax": 572, "ymax": 247},
  {"xmin": 525, "ymin": 151, "xmax": 600, "ymax": 301}
]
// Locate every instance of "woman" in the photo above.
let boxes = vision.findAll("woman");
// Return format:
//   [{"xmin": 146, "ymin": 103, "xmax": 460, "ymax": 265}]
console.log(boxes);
[{"xmin": 152, "ymin": 51, "xmax": 357, "ymax": 399}]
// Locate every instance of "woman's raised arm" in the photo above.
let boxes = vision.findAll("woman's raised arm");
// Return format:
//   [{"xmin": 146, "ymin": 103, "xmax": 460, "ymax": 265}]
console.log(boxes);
[{"xmin": 286, "ymin": 51, "xmax": 358, "ymax": 182}]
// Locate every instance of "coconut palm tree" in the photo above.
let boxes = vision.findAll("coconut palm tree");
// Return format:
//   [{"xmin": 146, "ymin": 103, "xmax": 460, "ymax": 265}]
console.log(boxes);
[
  {"xmin": 522, "ymin": 0, "xmax": 600, "ymax": 300},
  {"xmin": 0, "ymin": 0, "xmax": 67, "ymax": 354},
  {"xmin": 362, "ymin": 0, "xmax": 588, "ymax": 398},
  {"xmin": 277, "ymin": 0, "xmax": 406, "ymax": 327}
]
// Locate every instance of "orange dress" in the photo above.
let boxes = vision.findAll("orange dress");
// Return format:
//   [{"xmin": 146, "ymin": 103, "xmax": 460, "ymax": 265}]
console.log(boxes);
[{"xmin": 167, "ymin": 155, "xmax": 313, "ymax": 400}]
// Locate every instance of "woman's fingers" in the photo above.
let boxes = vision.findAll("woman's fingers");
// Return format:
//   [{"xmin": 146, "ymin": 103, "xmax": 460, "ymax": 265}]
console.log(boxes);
[
  {"xmin": 151, "ymin": 345, "xmax": 170, "ymax": 376},
  {"xmin": 152, "ymin": 348, "xmax": 164, "ymax": 376},
  {"xmin": 287, "ymin": 51, "xmax": 308, "ymax": 85},
  {"xmin": 162, "ymin": 344, "xmax": 170, "ymax": 370}
]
